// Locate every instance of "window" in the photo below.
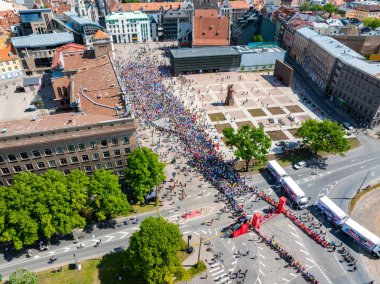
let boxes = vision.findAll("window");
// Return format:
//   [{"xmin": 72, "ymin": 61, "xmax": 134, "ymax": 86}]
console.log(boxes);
[
  {"xmin": 78, "ymin": 143, "xmax": 86, "ymax": 151},
  {"xmin": 13, "ymin": 166, "xmax": 22, "ymax": 173},
  {"xmin": 95, "ymin": 163, "xmax": 102, "ymax": 170},
  {"xmin": 84, "ymin": 165, "xmax": 92, "ymax": 173},
  {"xmin": 111, "ymin": 138, "xmax": 119, "ymax": 145},
  {"xmin": 55, "ymin": 147, "xmax": 64, "ymax": 155},
  {"xmin": 92, "ymin": 153, "xmax": 100, "ymax": 161},
  {"xmin": 37, "ymin": 162, "xmax": 46, "ymax": 169},
  {"xmin": 0, "ymin": 156, "xmax": 4, "ymax": 164},
  {"xmin": 1, "ymin": 167, "xmax": 10, "ymax": 175},
  {"xmin": 100, "ymin": 140, "xmax": 108, "ymax": 147},
  {"xmin": 59, "ymin": 158, "xmax": 68, "ymax": 165},
  {"xmin": 57, "ymin": 87, "xmax": 62, "ymax": 97},
  {"xmin": 105, "ymin": 162, "xmax": 112, "ymax": 169},
  {"xmin": 6, "ymin": 179, "xmax": 13, "ymax": 186},
  {"xmin": 103, "ymin": 151, "xmax": 110, "ymax": 158},
  {"xmin": 117, "ymin": 170, "xmax": 124, "ymax": 177},
  {"xmin": 44, "ymin": 149, "xmax": 53, "ymax": 156},
  {"xmin": 20, "ymin": 152, "xmax": 29, "ymax": 160},
  {"xmin": 116, "ymin": 160, "xmax": 123, "ymax": 167},
  {"xmin": 32, "ymin": 150, "xmax": 41, "ymax": 158},
  {"xmin": 82, "ymin": 154, "xmax": 89, "ymax": 162},
  {"xmin": 89, "ymin": 141, "xmax": 97, "ymax": 149},
  {"xmin": 48, "ymin": 160, "xmax": 57, "ymax": 168},
  {"xmin": 0, "ymin": 180, "xmax": 3, "ymax": 186},
  {"xmin": 124, "ymin": 148, "xmax": 131, "ymax": 154},
  {"xmin": 7, "ymin": 154, "xmax": 17, "ymax": 162},
  {"xmin": 63, "ymin": 87, "xmax": 68, "ymax": 97},
  {"xmin": 25, "ymin": 164, "xmax": 34, "ymax": 171},
  {"xmin": 122, "ymin": 136, "xmax": 130, "ymax": 144},
  {"xmin": 63, "ymin": 169, "xmax": 70, "ymax": 175},
  {"xmin": 71, "ymin": 156, "xmax": 79, "ymax": 163},
  {"xmin": 114, "ymin": 149, "xmax": 121, "ymax": 157},
  {"xmin": 67, "ymin": 144, "xmax": 76, "ymax": 152}
]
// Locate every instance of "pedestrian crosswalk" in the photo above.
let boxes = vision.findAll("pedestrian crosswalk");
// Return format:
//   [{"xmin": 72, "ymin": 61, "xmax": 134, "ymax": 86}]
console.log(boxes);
[{"xmin": 208, "ymin": 262, "xmax": 231, "ymax": 284}]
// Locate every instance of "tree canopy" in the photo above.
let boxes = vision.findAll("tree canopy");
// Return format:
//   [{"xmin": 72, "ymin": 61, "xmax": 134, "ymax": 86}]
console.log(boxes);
[
  {"xmin": 299, "ymin": 2, "xmax": 338, "ymax": 14},
  {"xmin": 252, "ymin": 34, "xmax": 264, "ymax": 42},
  {"xmin": 0, "ymin": 169, "xmax": 130, "ymax": 249},
  {"xmin": 8, "ymin": 268, "xmax": 38, "ymax": 284},
  {"xmin": 223, "ymin": 125, "xmax": 272, "ymax": 171},
  {"xmin": 124, "ymin": 147, "xmax": 166, "ymax": 203},
  {"xmin": 123, "ymin": 217, "xmax": 184, "ymax": 284},
  {"xmin": 363, "ymin": 18, "xmax": 380, "ymax": 29},
  {"xmin": 296, "ymin": 119, "xmax": 350, "ymax": 155}
]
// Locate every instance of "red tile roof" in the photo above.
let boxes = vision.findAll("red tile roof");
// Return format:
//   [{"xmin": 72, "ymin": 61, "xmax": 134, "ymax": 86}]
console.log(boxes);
[
  {"xmin": 52, "ymin": 43, "xmax": 87, "ymax": 68},
  {"xmin": 193, "ymin": 9, "xmax": 230, "ymax": 47},
  {"xmin": 52, "ymin": 3, "xmax": 72, "ymax": 15},
  {"xmin": 0, "ymin": 43, "xmax": 18, "ymax": 62},
  {"xmin": 93, "ymin": 30, "xmax": 109, "ymax": 40},
  {"xmin": 0, "ymin": 10, "xmax": 20, "ymax": 31},
  {"xmin": 229, "ymin": 1, "xmax": 250, "ymax": 10}
]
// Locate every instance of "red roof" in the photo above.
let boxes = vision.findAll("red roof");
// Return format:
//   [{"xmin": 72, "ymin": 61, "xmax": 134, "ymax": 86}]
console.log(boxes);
[
  {"xmin": 93, "ymin": 30, "xmax": 109, "ymax": 40},
  {"xmin": 193, "ymin": 9, "xmax": 230, "ymax": 47},
  {"xmin": 52, "ymin": 43, "xmax": 87, "ymax": 68},
  {"xmin": 0, "ymin": 10, "xmax": 20, "ymax": 31}
]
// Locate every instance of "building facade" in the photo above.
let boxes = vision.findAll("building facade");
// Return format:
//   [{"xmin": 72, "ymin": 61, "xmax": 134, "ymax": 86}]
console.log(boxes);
[
  {"xmin": 18, "ymin": 8, "xmax": 54, "ymax": 35},
  {"xmin": 106, "ymin": 11, "xmax": 151, "ymax": 43},
  {"xmin": 0, "ymin": 43, "xmax": 23, "ymax": 81},
  {"xmin": 162, "ymin": 9, "xmax": 191, "ymax": 41},
  {"xmin": 354, "ymin": 5, "xmax": 380, "ymax": 21},
  {"xmin": 0, "ymin": 116, "xmax": 137, "ymax": 186}
]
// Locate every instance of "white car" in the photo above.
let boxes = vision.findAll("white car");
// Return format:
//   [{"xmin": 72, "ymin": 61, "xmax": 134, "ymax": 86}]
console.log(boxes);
[
  {"xmin": 343, "ymin": 122, "xmax": 353, "ymax": 130},
  {"xmin": 294, "ymin": 161, "xmax": 306, "ymax": 169}
]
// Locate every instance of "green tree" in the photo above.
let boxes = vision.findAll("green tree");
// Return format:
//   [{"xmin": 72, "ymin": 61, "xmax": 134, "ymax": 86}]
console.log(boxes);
[
  {"xmin": 299, "ymin": 2, "xmax": 310, "ymax": 11},
  {"xmin": 88, "ymin": 168, "xmax": 131, "ymax": 221},
  {"xmin": 363, "ymin": 18, "xmax": 380, "ymax": 29},
  {"xmin": 8, "ymin": 269, "xmax": 37, "ymax": 284},
  {"xmin": 241, "ymin": 64, "xmax": 245, "ymax": 71},
  {"xmin": 296, "ymin": 119, "xmax": 350, "ymax": 155},
  {"xmin": 310, "ymin": 4, "xmax": 323, "ymax": 11},
  {"xmin": 223, "ymin": 125, "xmax": 272, "ymax": 171},
  {"xmin": 124, "ymin": 147, "xmax": 166, "ymax": 203},
  {"xmin": 123, "ymin": 217, "xmax": 184, "ymax": 284},
  {"xmin": 323, "ymin": 3, "xmax": 338, "ymax": 16},
  {"xmin": 252, "ymin": 34, "xmax": 263, "ymax": 42}
]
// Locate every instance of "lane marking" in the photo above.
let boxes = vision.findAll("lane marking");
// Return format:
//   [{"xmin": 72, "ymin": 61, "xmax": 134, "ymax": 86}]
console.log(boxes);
[
  {"xmin": 210, "ymin": 267, "xmax": 220, "ymax": 273},
  {"xmin": 259, "ymin": 253, "xmax": 265, "ymax": 259},
  {"xmin": 260, "ymin": 261, "xmax": 266, "ymax": 267},
  {"xmin": 295, "ymin": 240, "xmax": 305, "ymax": 247},
  {"xmin": 306, "ymin": 257, "xmax": 316, "ymax": 264},
  {"xmin": 300, "ymin": 249, "xmax": 310, "ymax": 255},
  {"xmin": 291, "ymin": 232, "xmax": 299, "ymax": 239}
]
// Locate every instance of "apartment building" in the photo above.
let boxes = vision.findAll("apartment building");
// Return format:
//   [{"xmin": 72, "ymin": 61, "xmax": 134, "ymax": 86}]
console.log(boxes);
[
  {"xmin": 106, "ymin": 11, "xmax": 151, "ymax": 43},
  {"xmin": 354, "ymin": 5, "xmax": 380, "ymax": 21},
  {"xmin": 0, "ymin": 43, "xmax": 23, "ymax": 80},
  {"xmin": 18, "ymin": 8, "xmax": 54, "ymax": 35},
  {"xmin": 0, "ymin": 116, "xmax": 137, "ymax": 186}
]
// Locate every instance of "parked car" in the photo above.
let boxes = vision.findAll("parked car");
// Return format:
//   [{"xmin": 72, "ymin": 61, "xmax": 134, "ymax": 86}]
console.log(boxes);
[
  {"xmin": 25, "ymin": 105, "xmax": 37, "ymax": 112},
  {"xmin": 293, "ymin": 161, "xmax": 306, "ymax": 169},
  {"xmin": 343, "ymin": 122, "xmax": 353, "ymax": 130}
]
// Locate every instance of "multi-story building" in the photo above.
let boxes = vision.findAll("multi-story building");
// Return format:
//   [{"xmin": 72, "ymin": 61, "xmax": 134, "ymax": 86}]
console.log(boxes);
[
  {"xmin": 162, "ymin": 9, "xmax": 191, "ymax": 41},
  {"xmin": 11, "ymin": 32, "xmax": 74, "ymax": 75},
  {"xmin": 18, "ymin": 8, "xmax": 54, "ymax": 35},
  {"xmin": 354, "ymin": 5, "xmax": 380, "ymax": 21},
  {"xmin": 0, "ymin": 10, "xmax": 20, "ymax": 32},
  {"xmin": 290, "ymin": 26, "xmax": 317, "ymax": 67},
  {"xmin": 0, "ymin": 115, "xmax": 137, "ymax": 186},
  {"xmin": 329, "ymin": 55, "xmax": 380, "ymax": 128},
  {"xmin": 106, "ymin": 11, "xmax": 151, "ymax": 43},
  {"xmin": 0, "ymin": 43, "xmax": 23, "ymax": 81}
]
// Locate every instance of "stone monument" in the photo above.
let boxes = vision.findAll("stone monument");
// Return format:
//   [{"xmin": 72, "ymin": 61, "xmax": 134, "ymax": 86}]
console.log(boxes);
[{"xmin": 225, "ymin": 84, "xmax": 235, "ymax": 106}]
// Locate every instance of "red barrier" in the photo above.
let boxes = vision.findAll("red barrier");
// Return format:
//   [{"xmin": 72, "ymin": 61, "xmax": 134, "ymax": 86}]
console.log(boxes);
[
  {"xmin": 252, "ymin": 212, "xmax": 262, "ymax": 230},
  {"xmin": 277, "ymin": 197, "xmax": 287, "ymax": 213}
]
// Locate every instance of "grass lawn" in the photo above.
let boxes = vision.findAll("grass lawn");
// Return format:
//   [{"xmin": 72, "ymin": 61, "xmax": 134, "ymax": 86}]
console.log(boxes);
[
  {"xmin": 248, "ymin": 108, "xmax": 266, "ymax": 117},
  {"xmin": 214, "ymin": 123, "xmax": 232, "ymax": 134},
  {"xmin": 236, "ymin": 121, "xmax": 255, "ymax": 129},
  {"xmin": 208, "ymin": 113, "xmax": 226, "ymax": 122},
  {"xmin": 285, "ymin": 105, "xmax": 304, "ymax": 113},
  {"xmin": 130, "ymin": 202, "xmax": 160, "ymax": 215},
  {"xmin": 347, "ymin": 137, "xmax": 361, "ymax": 150},
  {"xmin": 266, "ymin": 130, "xmax": 289, "ymax": 141},
  {"xmin": 267, "ymin": 107, "xmax": 285, "ymax": 115},
  {"xmin": 37, "ymin": 250, "xmax": 205, "ymax": 284},
  {"xmin": 349, "ymin": 183, "xmax": 380, "ymax": 213},
  {"xmin": 287, "ymin": 128, "xmax": 300, "ymax": 138}
]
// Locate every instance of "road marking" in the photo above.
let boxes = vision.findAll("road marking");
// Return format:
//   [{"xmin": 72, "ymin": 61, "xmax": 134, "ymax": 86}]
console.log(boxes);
[
  {"xmin": 295, "ymin": 240, "xmax": 305, "ymax": 247},
  {"xmin": 219, "ymin": 276, "xmax": 229, "ymax": 283},
  {"xmin": 194, "ymin": 232, "xmax": 200, "ymax": 236},
  {"xmin": 201, "ymin": 230, "xmax": 207, "ymax": 234},
  {"xmin": 231, "ymin": 260, "xmax": 237, "ymax": 265},
  {"xmin": 260, "ymin": 261, "xmax": 266, "ymax": 267},
  {"xmin": 304, "ymin": 264, "xmax": 312, "ymax": 269},
  {"xmin": 289, "ymin": 273, "xmax": 297, "ymax": 277},
  {"xmin": 282, "ymin": 278, "xmax": 290, "ymax": 282},
  {"xmin": 299, "ymin": 249, "xmax": 310, "ymax": 255},
  {"xmin": 231, "ymin": 245, "xmax": 235, "ymax": 251},
  {"xmin": 209, "ymin": 267, "xmax": 220, "ymax": 273},
  {"xmin": 317, "ymin": 266, "xmax": 333, "ymax": 284},
  {"xmin": 229, "ymin": 268, "xmax": 234, "ymax": 271},
  {"xmin": 227, "ymin": 239, "xmax": 230, "ymax": 245},
  {"xmin": 288, "ymin": 224, "xmax": 296, "ymax": 231},
  {"xmin": 259, "ymin": 253, "xmax": 265, "ymax": 259},
  {"xmin": 212, "ymin": 270, "xmax": 225, "ymax": 277},
  {"xmin": 306, "ymin": 257, "xmax": 316, "ymax": 264},
  {"xmin": 259, "ymin": 269, "xmax": 265, "ymax": 276},
  {"xmin": 182, "ymin": 231, "xmax": 191, "ymax": 235},
  {"xmin": 291, "ymin": 232, "xmax": 299, "ymax": 239},
  {"xmin": 307, "ymin": 183, "xmax": 315, "ymax": 187},
  {"xmin": 210, "ymin": 263, "xmax": 220, "ymax": 268},
  {"xmin": 257, "ymin": 246, "xmax": 263, "ymax": 250},
  {"xmin": 208, "ymin": 229, "xmax": 212, "ymax": 234},
  {"xmin": 32, "ymin": 255, "xmax": 40, "ymax": 259}
]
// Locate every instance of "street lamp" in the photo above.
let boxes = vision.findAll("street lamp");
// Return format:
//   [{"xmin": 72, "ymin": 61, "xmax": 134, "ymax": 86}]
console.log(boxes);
[{"xmin": 187, "ymin": 235, "xmax": 193, "ymax": 254}]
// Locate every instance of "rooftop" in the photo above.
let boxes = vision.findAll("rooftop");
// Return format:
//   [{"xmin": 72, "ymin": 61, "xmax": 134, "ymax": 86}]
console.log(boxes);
[
  {"xmin": 115, "ymin": 2, "xmax": 182, "ymax": 12},
  {"xmin": 355, "ymin": 5, "xmax": 380, "ymax": 11},
  {"xmin": 23, "ymin": 76, "xmax": 40, "ymax": 86},
  {"xmin": 0, "ymin": 43, "xmax": 18, "ymax": 62},
  {"xmin": 106, "ymin": 11, "xmax": 149, "ymax": 21},
  {"xmin": 170, "ymin": 46, "xmax": 239, "ymax": 58},
  {"xmin": 340, "ymin": 54, "xmax": 380, "ymax": 78},
  {"xmin": 296, "ymin": 27, "xmax": 320, "ymax": 39},
  {"xmin": 11, "ymin": 32, "xmax": 74, "ymax": 49},
  {"xmin": 93, "ymin": 30, "xmax": 109, "ymax": 40},
  {"xmin": 18, "ymin": 8, "xmax": 52, "ymax": 14},
  {"xmin": 193, "ymin": 9, "xmax": 230, "ymax": 47},
  {"xmin": 311, "ymin": 35, "xmax": 363, "ymax": 59},
  {"xmin": 52, "ymin": 43, "xmax": 87, "ymax": 68},
  {"xmin": 0, "ymin": 113, "xmax": 137, "ymax": 148}
]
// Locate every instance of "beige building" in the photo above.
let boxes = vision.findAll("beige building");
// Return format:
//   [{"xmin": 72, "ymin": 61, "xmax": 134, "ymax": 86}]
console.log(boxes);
[
  {"xmin": 353, "ymin": 5, "xmax": 380, "ymax": 21},
  {"xmin": 0, "ymin": 43, "xmax": 23, "ymax": 81}
]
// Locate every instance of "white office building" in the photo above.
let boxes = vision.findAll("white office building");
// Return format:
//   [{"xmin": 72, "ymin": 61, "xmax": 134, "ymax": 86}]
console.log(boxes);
[{"xmin": 106, "ymin": 11, "xmax": 151, "ymax": 43}]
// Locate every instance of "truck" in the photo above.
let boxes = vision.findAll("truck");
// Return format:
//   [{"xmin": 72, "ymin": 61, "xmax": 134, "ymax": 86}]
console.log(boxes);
[
  {"xmin": 316, "ymin": 196, "xmax": 348, "ymax": 227},
  {"xmin": 341, "ymin": 218, "xmax": 380, "ymax": 258},
  {"xmin": 281, "ymin": 176, "xmax": 308, "ymax": 209},
  {"xmin": 267, "ymin": 160, "xmax": 287, "ymax": 182}
]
